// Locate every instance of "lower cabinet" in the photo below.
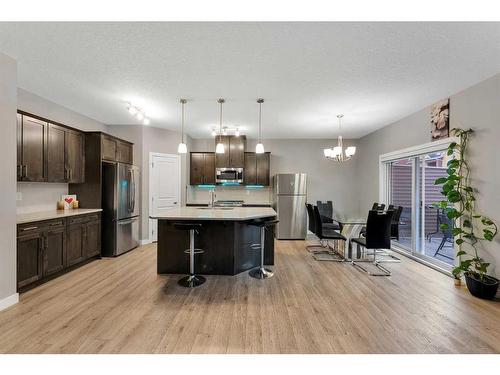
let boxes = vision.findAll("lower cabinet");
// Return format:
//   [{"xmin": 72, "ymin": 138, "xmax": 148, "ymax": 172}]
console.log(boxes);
[
  {"xmin": 17, "ymin": 232, "xmax": 44, "ymax": 289},
  {"xmin": 66, "ymin": 223, "xmax": 85, "ymax": 267},
  {"xmin": 43, "ymin": 224, "xmax": 66, "ymax": 276},
  {"xmin": 17, "ymin": 213, "xmax": 101, "ymax": 291}
]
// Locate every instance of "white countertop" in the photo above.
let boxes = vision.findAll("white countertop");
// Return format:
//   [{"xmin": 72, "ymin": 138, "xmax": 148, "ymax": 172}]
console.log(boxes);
[
  {"xmin": 150, "ymin": 206, "xmax": 277, "ymax": 221},
  {"xmin": 17, "ymin": 208, "xmax": 103, "ymax": 224}
]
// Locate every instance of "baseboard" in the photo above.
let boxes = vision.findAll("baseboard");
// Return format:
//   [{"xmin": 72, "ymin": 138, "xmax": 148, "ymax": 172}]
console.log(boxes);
[
  {"xmin": 0, "ymin": 293, "xmax": 19, "ymax": 312},
  {"xmin": 140, "ymin": 239, "xmax": 153, "ymax": 246}
]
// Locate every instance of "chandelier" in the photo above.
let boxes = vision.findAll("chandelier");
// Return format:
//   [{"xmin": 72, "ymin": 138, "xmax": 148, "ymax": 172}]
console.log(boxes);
[{"xmin": 323, "ymin": 114, "xmax": 356, "ymax": 162}]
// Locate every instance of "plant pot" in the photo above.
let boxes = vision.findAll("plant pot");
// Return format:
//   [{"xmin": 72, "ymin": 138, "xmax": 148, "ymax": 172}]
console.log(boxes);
[
  {"xmin": 464, "ymin": 272, "xmax": 499, "ymax": 300},
  {"xmin": 454, "ymin": 277, "xmax": 461, "ymax": 286}
]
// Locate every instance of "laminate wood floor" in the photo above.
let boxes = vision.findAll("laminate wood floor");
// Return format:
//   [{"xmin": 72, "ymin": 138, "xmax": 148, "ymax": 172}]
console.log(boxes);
[{"xmin": 1, "ymin": 240, "xmax": 500, "ymax": 354}]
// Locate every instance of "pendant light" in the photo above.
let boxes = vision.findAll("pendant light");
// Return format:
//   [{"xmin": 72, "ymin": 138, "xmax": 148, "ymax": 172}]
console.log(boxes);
[
  {"xmin": 215, "ymin": 98, "xmax": 225, "ymax": 154},
  {"xmin": 323, "ymin": 114, "xmax": 356, "ymax": 162},
  {"xmin": 255, "ymin": 98, "xmax": 265, "ymax": 154},
  {"xmin": 177, "ymin": 99, "xmax": 188, "ymax": 154}
]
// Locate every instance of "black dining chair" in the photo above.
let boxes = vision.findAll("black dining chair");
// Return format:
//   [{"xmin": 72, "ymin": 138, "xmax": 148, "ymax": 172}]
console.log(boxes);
[
  {"xmin": 372, "ymin": 202, "xmax": 386, "ymax": 211},
  {"xmin": 312, "ymin": 205, "xmax": 346, "ymax": 261},
  {"xmin": 360, "ymin": 203, "xmax": 387, "ymax": 237},
  {"xmin": 434, "ymin": 211, "xmax": 454, "ymax": 260},
  {"xmin": 387, "ymin": 205, "xmax": 404, "ymax": 240},
  {"xmin": 316, "ymin": 201, "xmax": 342, "ymax": 231},
  {"xmin": 305, "ymin": 203, "xmax": 330, "ymax": 253},
  {"xmin": 351, "ymin": 209, "xmax": 394, "ymax": 276}
]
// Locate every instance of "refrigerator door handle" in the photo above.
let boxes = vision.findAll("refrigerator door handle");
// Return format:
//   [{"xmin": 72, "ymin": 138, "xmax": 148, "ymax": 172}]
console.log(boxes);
[
  {"xmin": 118, "ymin": 217, "xmax": 138, "ymax": 225},
  {"xmin": 127, "ymin": 169, "xmax": 133, "ymax": 212},
  {"xmin": 131, "ymin": 169, "xmax": 136, "ymax": 213}
]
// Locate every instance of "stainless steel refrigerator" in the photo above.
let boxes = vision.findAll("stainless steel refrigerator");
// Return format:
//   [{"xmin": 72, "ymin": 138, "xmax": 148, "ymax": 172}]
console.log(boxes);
[
  {"xmin": 273, "ymin": 173, "xmax": 307, "ymax": 239},
  {"xmin": 102, "ymin": 162, "xmax": 140, "ymax": 256}
]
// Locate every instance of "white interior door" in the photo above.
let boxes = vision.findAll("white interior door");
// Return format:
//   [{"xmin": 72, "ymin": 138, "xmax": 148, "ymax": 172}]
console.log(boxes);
[{"xmin": 149, "ymin": 153, "xmax": 181, "ymax": 242}]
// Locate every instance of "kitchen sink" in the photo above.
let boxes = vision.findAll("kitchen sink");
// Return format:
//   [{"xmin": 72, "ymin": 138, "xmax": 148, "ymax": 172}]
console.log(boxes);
[{"xmin": 196, "ymin": 207, "xmax": 234, "ymax": 210}]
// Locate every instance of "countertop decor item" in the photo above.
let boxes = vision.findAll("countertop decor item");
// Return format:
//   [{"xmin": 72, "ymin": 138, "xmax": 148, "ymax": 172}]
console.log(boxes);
[
  {"xmin": 323, "ymin": 114, "xmax": 356, "ymax": 162},
  {"xmin": 434, "ymin": 128, "xmax": 498, "ymax": 299},
  {"xmin": 61, "ymin": 194, "xmax": 77, "ymax": 210}
]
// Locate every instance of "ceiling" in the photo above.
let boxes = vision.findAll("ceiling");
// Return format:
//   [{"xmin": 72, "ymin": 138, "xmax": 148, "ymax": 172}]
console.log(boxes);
[{"xmin": 0, "ymin": 22, "xmax": 499, "ymax": 139}]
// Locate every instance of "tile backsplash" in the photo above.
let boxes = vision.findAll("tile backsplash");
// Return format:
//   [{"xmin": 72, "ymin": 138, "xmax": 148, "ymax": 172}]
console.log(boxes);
[
  {"xmin": 16, "ymin": 183, "xmax": 68, "ymax": 214},
  {"xmin": 187, "ymin": 185, "xmax": 272, "ymax": 205}
]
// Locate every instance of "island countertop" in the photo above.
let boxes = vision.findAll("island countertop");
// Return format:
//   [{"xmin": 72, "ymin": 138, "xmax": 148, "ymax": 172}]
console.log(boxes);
[{"xmin": 150, "ymin": 206, "xmax": 277, "ymax": 221}]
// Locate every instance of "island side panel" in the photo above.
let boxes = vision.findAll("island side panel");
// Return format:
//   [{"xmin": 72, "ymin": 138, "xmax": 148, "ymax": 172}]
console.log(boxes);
[
  {"xmin": 157, "ymin": 219, "xmax": 235, "ymax": 275},
  {"xmin": 233, "ymin": 220, "xmax": 275, "ymax": 275}
]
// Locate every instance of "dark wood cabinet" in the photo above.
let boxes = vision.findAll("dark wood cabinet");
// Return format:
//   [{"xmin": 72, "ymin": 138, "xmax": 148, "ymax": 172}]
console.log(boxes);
[
  {"xmin": 66, "ymin": 130, "xmax": 85, "ymax": 183},
  {"xmin": 204, "ymin": 153, "xmax": 216, "ymax": 184},
  {"xmin": 256, "ymin": 152, "xmax": 271, "ymax": 186},
  {"xmin": 43, "ymin": 225, "xmax": 66, "ymax": 276},
  {"xmin": 215, "ymin": 136, "xmax": 246, "ymax": 168},
  {"xmin": 244, "ymin": 152, "xmax": 257, "ymax": 185},
  {"xmin": 101, "ymin": 135, "xmax": 117, "ymax": 161},
  {"xmin": 19, "ymin": 115, "xmax": 46, "ymax": 182},
  {"xmin": 47, "ymin": 123, "xmax": 67, "ymax": 182},
  {"xmin": 214, "ymin": 136, "xmax": 230, "ymax": 167},
  {"xmin": 244, "ymin": 152, "xmax": 271, "ymax": 186},
  {"xmin": 16, "ymin": 113, "xmax": 22, "ymax": 180},
  {"xmin": 190, "ymin": 152, "xmax": 216, "ymax": 185},
  {"xmin": 17, "ymin": 213, "xmax": 102, "ymax": 292},
  {"xmin": 116, "ymin": 140, "xmax": 133, "ymax": 164},
  {"xmin": 84, "ymin": 219, "xmax": 101, "ymax": 258},
  {"xmin": 17, "ymin": 112, "xmax": 86, "ymax": 184},
  {"xmin": 229, "ymin": 136, "xmax": 246, "ymax": 167},
  {"xmin": 66, "ymin": 223, "xmax": 85, "ymax": 267},
  {"xmin": 17, "ymin": 231, "xmax": 43, "ymax": 289}
]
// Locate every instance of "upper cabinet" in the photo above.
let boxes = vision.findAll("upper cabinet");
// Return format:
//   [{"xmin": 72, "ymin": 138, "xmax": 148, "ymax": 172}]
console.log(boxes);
[
  {"xmin": 215, "ymin": 135, "xmax": 246, "ymax": 168},
  {"xmin": 190, "ymin": 152, "xmax": 216, "ymax": 185},
  {"xmin": 101, "ymin": 134, "xmax": 133, "ymax": 164},
  {"xmin": 17, "ymin": 112, "xmax": 85, "ymax": 183},
  {"xmin": 65, "ymin": 130, "xmax": 85, "ymax": 183},
  {"xmin": 18, "ymin": 114, "xmax": 46, "ymax": 182},
  {"xmin": 244, "ymin": 152, "xmax": 271, "ymax": 186}
]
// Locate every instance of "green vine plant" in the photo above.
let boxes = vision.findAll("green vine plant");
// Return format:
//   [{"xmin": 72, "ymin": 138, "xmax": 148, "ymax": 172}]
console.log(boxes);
[{"xmin": 434, "ymin": 128, "xmax": 498, "ymax": 282}]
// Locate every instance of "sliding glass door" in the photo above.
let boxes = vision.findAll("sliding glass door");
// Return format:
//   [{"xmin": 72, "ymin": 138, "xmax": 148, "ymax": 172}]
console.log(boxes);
[{"xmin": 383, "ymin": 147, "xmax": 455, "ymax": 270}]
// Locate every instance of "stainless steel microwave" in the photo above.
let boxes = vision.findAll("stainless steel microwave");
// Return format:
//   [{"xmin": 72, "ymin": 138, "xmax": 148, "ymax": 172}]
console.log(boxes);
[{"xmin": 216, "ymin": 167, "xmax": 243, "ymax": 184}]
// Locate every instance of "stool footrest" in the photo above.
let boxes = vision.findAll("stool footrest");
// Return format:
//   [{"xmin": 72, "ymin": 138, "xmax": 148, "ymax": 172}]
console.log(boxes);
[{"xmin": 184, "ymin": 248, "xmax": 204, "ymax": 254}]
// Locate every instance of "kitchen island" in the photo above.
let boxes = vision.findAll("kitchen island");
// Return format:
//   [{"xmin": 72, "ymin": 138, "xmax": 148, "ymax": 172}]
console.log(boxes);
[{"xmin": 150, "ymin": 206, "xmax": 277, "ymax": 275}]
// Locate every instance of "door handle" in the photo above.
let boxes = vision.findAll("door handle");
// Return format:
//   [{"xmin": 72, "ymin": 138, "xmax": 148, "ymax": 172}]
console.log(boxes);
[
  {"xmin": 21, "ymin": 226, "xmax": 38, "ymax": 232},
  {"xmin": 17, "ymin": 165, "xmax": 21, "ymax": 179},
  {"xmin": 118, "ymin": 218, "xmax": 138, "ymax": 225},
  {"xmin": 22, "ymin": 165, "xmax": 27, "ymax": 178}
]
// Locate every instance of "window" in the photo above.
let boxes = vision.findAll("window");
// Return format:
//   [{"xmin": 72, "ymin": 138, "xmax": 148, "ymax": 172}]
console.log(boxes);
[{"xmin": 380, "ymin": 139, "xmax": 457, "ymax": 270}]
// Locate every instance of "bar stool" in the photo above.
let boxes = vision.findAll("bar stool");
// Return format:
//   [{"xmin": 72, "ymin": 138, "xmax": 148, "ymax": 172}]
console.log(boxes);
[
  {"xmin": 248, "ymin": 218, "xmax": 279, "ymax": 279},
  {"xmin": 173, "ymin": 222, "xmax": 205, "ymax": 287}
]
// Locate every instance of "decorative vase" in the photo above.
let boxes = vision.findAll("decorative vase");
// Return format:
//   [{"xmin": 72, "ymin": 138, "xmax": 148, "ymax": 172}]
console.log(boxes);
[{"xmin": 464, "ymin": 272, "xmax": 499, "ymax": 300}]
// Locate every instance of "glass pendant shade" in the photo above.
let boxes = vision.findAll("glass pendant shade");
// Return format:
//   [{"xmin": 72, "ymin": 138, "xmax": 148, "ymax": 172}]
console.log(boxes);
[
  {"xmin": 215, "ymin": 142, "xmax": 225, "ymax": 154},
  {"xmin": 255, "ymin": 143, "xmax": 265, "ymax": 154},
  {"xmin": 177, "ymin": 142, "xmax": 187, "ymax": 154},
  {"xmin": 345, "ymin": 146, "xmax": 356, "ymax": 157}
]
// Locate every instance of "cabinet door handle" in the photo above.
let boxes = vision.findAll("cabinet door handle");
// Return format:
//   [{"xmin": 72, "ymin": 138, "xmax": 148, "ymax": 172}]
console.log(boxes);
[
  {"xmin": 23, "ymin": 165, "xmax": 27, "ymax": 178},
  {"xmin": 21, "ymin": 226, "xmax": 38, "ymax": 231}
]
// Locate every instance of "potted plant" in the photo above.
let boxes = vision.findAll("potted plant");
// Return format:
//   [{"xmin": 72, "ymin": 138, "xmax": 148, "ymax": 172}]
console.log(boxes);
[{"xmin": 434, "ymin": 128, "xmax": 498, "ymax": 300}]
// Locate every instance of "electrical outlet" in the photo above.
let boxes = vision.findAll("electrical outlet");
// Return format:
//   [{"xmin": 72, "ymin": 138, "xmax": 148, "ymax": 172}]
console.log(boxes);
[{"xmin": 16, "ymin": 192, "xmax": 22, "ymax": 201}]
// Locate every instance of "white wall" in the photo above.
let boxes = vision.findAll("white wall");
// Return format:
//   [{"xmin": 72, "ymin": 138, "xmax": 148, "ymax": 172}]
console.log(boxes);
[
  {"xmin": 357, "ymin": 73, "xmax": 500, "ymax": 277},
  {"xmin": 16, "ymin": 88, "xmax": 107, "ymax": 214},
  {"xmin": 0, "ymin": 52, "xmax": 18, "ymax": 309},
  {"xmin": 190, "ymin": 137, "xmax": 360, "ymax": 220}
]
